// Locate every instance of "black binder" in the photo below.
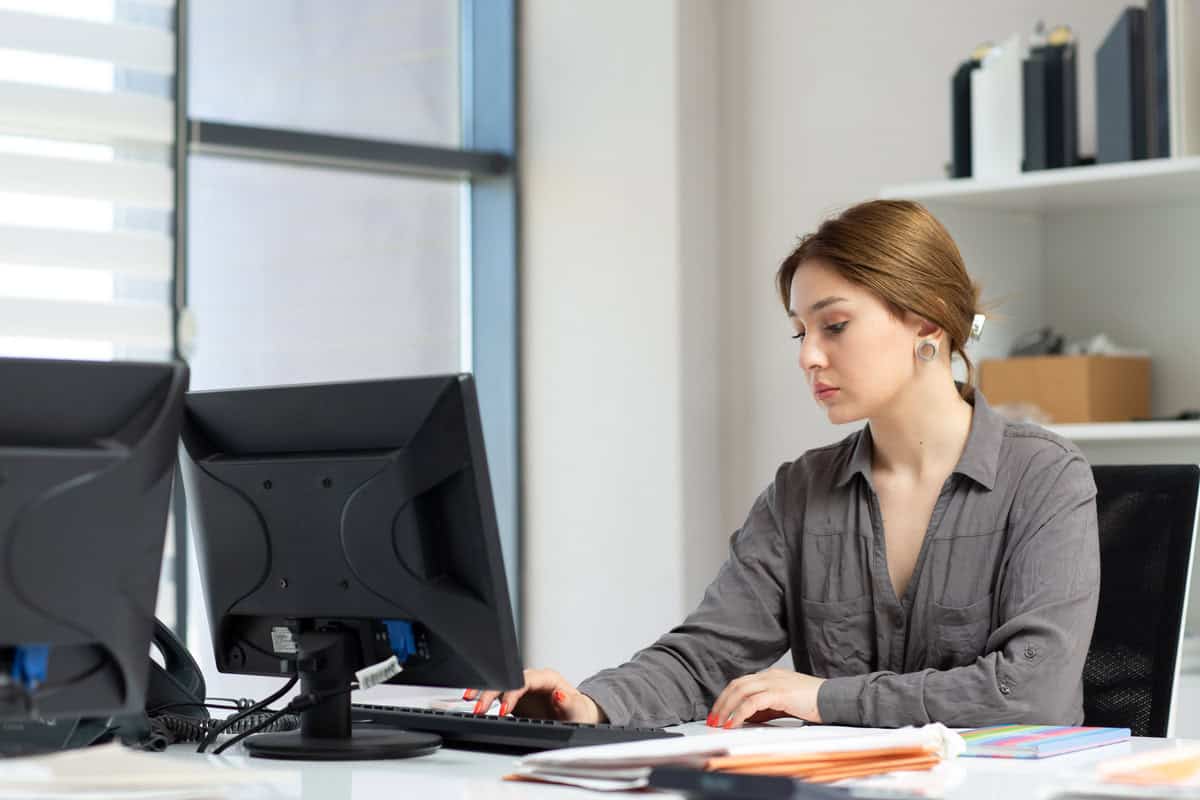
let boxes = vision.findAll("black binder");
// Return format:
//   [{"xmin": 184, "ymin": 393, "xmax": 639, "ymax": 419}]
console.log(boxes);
[
  {"xmin": 951, "ymin": 58, "xmax": 980, "ymax": 178},
  {"xmin": 1146, "ymin": 0, "xmax": 1171, "ymax": 157},
  {"xmin": 1023, "ymin": 42, "xmax": 1079, "ymax": 171},
  {"xmin": 1096, "ymin": 7, "xmax": 1148, "ymax": 164}
]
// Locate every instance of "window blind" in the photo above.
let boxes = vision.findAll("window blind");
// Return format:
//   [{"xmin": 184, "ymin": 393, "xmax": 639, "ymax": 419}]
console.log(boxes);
[{"xmin": 0, "ymin": 1, "xmax": 176, "ymax": 360}]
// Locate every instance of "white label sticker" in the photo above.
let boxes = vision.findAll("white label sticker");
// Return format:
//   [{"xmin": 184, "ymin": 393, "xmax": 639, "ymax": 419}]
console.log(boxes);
[{"xmin": 270, "ymin": 626, "xmax": 297, "ymax": 654}]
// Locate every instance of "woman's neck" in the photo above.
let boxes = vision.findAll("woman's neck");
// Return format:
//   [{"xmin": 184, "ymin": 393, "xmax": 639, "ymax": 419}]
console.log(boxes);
[{"xmin": 868, "ymin": 376, "xmax": 974, "ymax": 482}]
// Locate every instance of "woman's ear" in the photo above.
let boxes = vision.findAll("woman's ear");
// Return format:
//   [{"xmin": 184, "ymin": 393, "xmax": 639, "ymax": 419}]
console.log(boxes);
[
  {"xmin": 904, "ymin": 310, "xmax": 942, "ymax": 340},
  {"xmin": 916, "ymin": 318, "xmax": 941, "ymax": 338}
]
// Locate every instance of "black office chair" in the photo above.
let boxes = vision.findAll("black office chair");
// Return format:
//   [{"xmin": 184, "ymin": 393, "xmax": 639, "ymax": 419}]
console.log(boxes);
[{"xmin": 1082, "ymin": 464, "xmax": 1200, "ymax": 737}]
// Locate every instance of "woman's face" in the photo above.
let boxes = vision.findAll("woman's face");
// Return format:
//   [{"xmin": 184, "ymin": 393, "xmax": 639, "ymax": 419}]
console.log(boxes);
[{"xmin": 787, "ymin": 259, "xmax": 924, "ymax": 424}]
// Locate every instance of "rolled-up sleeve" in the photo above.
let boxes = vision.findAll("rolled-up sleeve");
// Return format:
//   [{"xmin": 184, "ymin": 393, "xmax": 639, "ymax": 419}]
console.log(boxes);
[
  {"xmin": 817, "ymin": 449, "xmax": 1100, "ymax": 727},
  {"xmin": 578, "ymin": 473, "xmax": 794, "ymax": 727}
]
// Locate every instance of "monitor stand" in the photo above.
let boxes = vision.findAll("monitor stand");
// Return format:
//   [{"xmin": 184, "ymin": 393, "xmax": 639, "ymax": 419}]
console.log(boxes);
[{"xmin": 243, "ymin": 630, "xmax": 439, "ymax": 761}]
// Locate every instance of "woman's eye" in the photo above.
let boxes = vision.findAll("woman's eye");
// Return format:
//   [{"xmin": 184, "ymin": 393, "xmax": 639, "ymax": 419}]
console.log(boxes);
[
  {"xmin": 826, "ymin": 322, "xmax": 848, "ymax": 334},
  {"xmin": 791, "ymin": 331, "xmax": 805, "ymax": 341}
]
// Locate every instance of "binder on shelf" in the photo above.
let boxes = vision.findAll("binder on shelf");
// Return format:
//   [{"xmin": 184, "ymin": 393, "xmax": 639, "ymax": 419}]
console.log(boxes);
[
  {"xmin": 1023, "ymin": 40, "xmax": 1078, "ymax": 170},
  {"xmin": 1147, "ymin": 0, "xmax": 1171, "ymax": 157},
  {"xmin": 1096, "ymin": 7, "xmax": 1148, "ymax": 164},
  {"xmin": 951, "ymin": 58, "xmax": 981, "ymax": 178},
  {"xmin": 972, "ymin": 34, "xmax": 1025, "ymax": 178},
  {"xmin": 1023, "ymin": 54, "xmax": 1049, "ymax": 170}
]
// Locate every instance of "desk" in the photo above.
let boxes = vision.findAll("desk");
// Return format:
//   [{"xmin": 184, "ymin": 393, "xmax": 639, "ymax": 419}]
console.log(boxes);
[{"xmin": 158, "ymin": 722, "xmax": 1197, "ymax": 799}]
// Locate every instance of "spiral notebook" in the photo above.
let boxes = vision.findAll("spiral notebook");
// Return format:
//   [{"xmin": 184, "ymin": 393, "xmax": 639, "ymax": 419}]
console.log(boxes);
[{"xmin": 961, "ymin": 725, "xmax": 1130, "ymax": 759}]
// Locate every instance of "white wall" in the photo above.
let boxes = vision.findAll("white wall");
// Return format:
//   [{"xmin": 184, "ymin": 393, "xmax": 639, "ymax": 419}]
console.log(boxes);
[
  {"xmin": 521, "ymin": 0, "xmax": 722, "ymax": 681},
  {"xmin": 678, "ymin": 0, "xmax": 724, "ymax": 611}
]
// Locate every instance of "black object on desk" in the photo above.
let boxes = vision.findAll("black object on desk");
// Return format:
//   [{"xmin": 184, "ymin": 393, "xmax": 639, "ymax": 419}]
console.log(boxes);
[
  {"xmin": 647, "ymin": 766, "xmax": 850, "ymax": 799},
  {"xmin": 350, "ymin": 703, "xmax": 680, "ymax": 754},
  {"xmin": 0, "ymin": 357, "xmax": 188, "ymax": 727},
  {"xmin": 180, "ymin": 374, "xmax": 523, "ymax": 761}
]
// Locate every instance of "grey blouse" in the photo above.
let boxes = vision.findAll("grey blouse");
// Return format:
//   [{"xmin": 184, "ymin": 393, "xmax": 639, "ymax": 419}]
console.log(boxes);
[{"xmin": 577, "ymin": 390, "xmax": 1100, "ymax": 728}]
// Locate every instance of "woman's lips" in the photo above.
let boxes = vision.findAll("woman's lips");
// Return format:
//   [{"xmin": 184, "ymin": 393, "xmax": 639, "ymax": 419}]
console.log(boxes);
[{"xmin": 814, "ymin": 384, "xmax": 839, "ymax": 401}]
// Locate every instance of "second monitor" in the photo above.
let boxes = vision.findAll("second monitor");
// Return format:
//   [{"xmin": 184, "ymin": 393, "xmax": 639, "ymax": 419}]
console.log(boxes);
[{"xmin": 179, "ymin": 373, "xmax": 522, "ymax": 760}]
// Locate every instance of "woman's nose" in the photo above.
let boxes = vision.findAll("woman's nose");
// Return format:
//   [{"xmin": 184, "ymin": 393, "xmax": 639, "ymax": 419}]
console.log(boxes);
[{"xmin": 799, "ymin": 338, "xmax": 826, "ymax": 371}]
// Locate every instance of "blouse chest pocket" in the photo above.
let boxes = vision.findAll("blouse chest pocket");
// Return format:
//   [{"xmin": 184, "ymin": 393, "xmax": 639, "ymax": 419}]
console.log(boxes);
[
  {"xmin": 929, "ymin": 593, "xmax": 993, "ymax": 669},
  {"xmin": 800, "ymin": 593, "xmax": 874, "ymax": 678}
]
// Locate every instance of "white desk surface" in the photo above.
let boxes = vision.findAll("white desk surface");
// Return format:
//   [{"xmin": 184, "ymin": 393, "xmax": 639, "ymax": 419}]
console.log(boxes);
[
  {"xmin": 154, "ymin": 690, "xmax": 1197, "ymax": 799},
  {"xmin": 160, "ymin": 730, "xmax": 1193, "ymax": 799}
]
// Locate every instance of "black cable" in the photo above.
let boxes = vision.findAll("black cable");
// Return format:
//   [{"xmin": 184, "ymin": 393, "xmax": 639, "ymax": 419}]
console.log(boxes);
[
  {"xmin": 210, "ymin": 684, "xmax": 354, "ymax": 755},
  {"xmin": 147, "ymin": 700, "xmax": 241, "ymax": 714},
  {"xmin": 211, "ymin": 707, "xmax": 293, "ymax": 755},
  {"xmin": 196, "ymin": 675, "xmax": 297, "ymax": 753},
  {"xmin": 157, "ymin": 710, "xmax": 300, "ymax": 745},
  {"xmin": 207, "ymin": 696, "xmax": 256, "ymax": 711}
]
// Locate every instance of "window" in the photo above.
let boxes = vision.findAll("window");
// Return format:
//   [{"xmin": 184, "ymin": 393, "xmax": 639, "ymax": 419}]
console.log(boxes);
[{"xmin": 180, "ymin": 1, "xmax": 517, "ymax": 690}]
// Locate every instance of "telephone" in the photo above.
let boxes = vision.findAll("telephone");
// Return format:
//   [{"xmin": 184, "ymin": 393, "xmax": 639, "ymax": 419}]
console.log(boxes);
[
  {"xmin": 105, "ymin": 618, "xmax": 213, "ymax": 751},
  {"xmin": 111, "ymin": 620, "xmax": 299, "ymax": 752}
]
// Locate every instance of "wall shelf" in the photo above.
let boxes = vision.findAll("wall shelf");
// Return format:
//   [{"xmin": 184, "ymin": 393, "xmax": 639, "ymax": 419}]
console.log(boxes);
[
  {"xmin": 1047, "ymin": 421, "xmax": 1200, "ymax": 443},
  {"xmin": 880, "ymin": 156, "xmax": 1200, "ymax": 212}
]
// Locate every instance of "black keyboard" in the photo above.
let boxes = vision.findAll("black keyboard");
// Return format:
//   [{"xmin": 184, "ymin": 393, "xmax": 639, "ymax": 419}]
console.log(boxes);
[{"xmin": 350, "ymin": 702, "xmax": 681, "ymax": 754}]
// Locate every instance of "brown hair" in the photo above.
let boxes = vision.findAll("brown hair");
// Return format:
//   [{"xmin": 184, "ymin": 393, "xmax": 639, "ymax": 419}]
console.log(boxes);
[{"xmin": 776, "ymin": 199, "xmax": 983, "ymax": 400}]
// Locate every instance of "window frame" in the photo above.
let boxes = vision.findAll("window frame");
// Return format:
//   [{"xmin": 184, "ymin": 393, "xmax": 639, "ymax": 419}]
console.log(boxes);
[{"xmin": 169, "ymin": 0, "xmax": 520, "ymax": 643}]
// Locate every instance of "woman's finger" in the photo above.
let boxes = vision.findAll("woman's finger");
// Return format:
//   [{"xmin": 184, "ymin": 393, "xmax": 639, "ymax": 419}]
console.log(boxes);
[
  {"xmin": 709, "ymin": 673, "xmax": 766, "ymax": 727},
  {"xmin": 726, "ymin": 688, "xmax": 783, "ymax": 729},
  {"xmin": 497, "ymin": 685, "xmax": 530, "ymax": 716},
  {"xmin": 472, "ymin": 689, "xmax": 503, "ymax": 714}
]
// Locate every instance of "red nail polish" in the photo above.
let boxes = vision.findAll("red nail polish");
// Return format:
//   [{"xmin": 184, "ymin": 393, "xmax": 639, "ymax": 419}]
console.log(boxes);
[
  {"xmin": 706, "ymin": 714, "xmax": 715, "ymax": 727},
  {"xmin": 553, "ymin": 690, "xmax": 566, "ymax": 704},
  {"xmin": 473, "ymin": 700, "xmax": 484, "ymax": 714},
  {"xmin": 723, "ymin": 719, "xmax": 733, "ymax": 729},
  {"xmin": 499, "ymin": 703, "xmax": 509, "ymax": 716},
  {"xmin": 462, "ymin": 690, "xmax": 472, "ymax": 700}
]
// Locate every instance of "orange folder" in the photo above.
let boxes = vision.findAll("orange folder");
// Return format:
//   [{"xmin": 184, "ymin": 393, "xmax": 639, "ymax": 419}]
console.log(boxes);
[{"xmin": 706, "ymin": 743, "xmax": 941, "ymax": 783}]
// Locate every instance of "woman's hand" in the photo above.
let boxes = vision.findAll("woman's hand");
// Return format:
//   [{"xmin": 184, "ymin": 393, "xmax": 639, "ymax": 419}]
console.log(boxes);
[
  {"xmin": 707, "ymin": 669, "xmax": 825, "ymax": 728},
  {"xmin": 465, "ymin": 668, "xmax": 608, "ymax": 723}
]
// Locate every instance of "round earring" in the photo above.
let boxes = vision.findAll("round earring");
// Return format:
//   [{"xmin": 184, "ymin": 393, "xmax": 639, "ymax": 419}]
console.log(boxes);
[{"xmin": 916, "ymin": 340, "xmax": 939, "ymax": 362}]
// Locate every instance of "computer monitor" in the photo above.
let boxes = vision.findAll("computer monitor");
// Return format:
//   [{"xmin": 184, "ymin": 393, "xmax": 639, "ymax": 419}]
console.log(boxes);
[
  {"xmin": 0, "ymin": 357, "xmax": 189, "ymax": 723},
  {"xmin": 179, "ymin": 373, "xmax": 523, "ymax": 760}
]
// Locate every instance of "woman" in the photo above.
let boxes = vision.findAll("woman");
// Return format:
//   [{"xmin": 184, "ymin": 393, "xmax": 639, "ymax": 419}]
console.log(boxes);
[{"xmin": 468, "ymin": 199, "xmax": 1100, "ymax": 729}]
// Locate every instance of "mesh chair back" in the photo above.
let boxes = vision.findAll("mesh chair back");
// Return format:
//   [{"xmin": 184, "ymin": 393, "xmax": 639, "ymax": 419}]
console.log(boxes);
[{"xmin": 1083, "ymin": 464, "xmax": 1199, "ymax": 737}]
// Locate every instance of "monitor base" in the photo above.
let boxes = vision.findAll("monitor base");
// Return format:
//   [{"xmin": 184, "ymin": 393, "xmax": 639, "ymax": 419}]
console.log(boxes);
[{"xmin": 243, "ymin": 727, "xmax": 441, "ymax": 760}]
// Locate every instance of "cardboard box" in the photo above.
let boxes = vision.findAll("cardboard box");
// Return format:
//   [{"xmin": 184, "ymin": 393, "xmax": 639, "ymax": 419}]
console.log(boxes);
[{"xmin": 979, "ymin": 355, "xmax": 1150, "ymax": 423}]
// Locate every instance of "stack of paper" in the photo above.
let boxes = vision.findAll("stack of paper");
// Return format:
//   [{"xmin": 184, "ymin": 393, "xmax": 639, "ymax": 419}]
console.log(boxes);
[{"xmin": 506, "ymin": 724, "xmax": 965, "ymax": 792}]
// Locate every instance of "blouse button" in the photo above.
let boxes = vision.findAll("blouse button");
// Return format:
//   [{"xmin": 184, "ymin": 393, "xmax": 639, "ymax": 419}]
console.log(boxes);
[
  {"xmin": 999, "ymin": 683, "xmax": 1012, "ymax": 695},
  {"xmin": 1024, "ymin": 645, "xmax": 1036, "ymax": 659}
]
